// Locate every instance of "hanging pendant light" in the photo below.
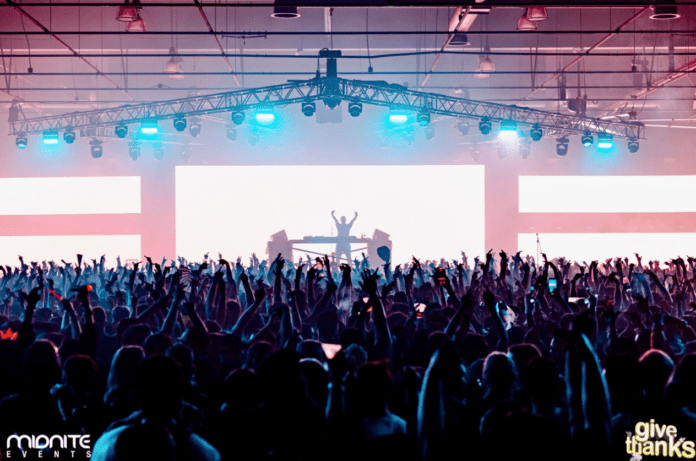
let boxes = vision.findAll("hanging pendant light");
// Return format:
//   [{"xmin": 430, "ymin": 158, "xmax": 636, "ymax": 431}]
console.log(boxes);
[
  {"xmin": 116, "ymin": 0, "xmax": 140, "ymax": 22},
  {"xmin": 517, "ymin": 12, "xmax": 537, "ymax": 31},
  {"xmin": 164, "ymin": 46, "xmax": 184, "ymax": 80},
  {"xmin": 526, "ymin": 6, "xmax": 548, "ymax": 21},
  {"xmin": 127, "ymin": 15, "xmax": 145, "ymax": 32}
]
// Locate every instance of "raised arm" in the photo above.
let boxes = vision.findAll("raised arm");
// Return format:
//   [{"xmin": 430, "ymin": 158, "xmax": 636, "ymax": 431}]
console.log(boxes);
[{"xmin": 349, "ymin": 211, "xmax": 358, "ymax": 226}]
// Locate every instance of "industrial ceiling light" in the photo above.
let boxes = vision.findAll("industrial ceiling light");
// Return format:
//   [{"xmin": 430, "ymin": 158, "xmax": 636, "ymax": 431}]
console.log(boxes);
[
  {"xmin": 348, "ymin": 102, "xmax": 363, "ymax": 117},
  {"xmin": 449, "ymin": 33, "xmax": 470, "ymax": 47},
  {"xmin": 128, "ymin": 142, "xmax": 140, "ymax": 160},
  {"xmin": 302, "ymin": 102, "xmax": 316, "ymax": 117},
  {"xmin": 226, "ymin": 125, "xmax": 237, "ymax": 141},
  {"xmin": 255, "ymin": 109, "xmax": 277, "ymax": 126},
  {"xmin": 517, "ymin": 12, "xmax": 537, "ymax": 31},
  {"xmin": 189, "ymin": 117, "xmax": 201, "ymax": 137},
  {"xmin": 417, "ymin": 112, "xmax": 430, "ymax": 126},
  {"xmin": 116, "ymin": 0, "xmax": 140, "ymax": 22},
  {"xmin": 16, "ymin": 134, "xmax": 27, "ymax": 149},
  {"xmin": 63, "ymin": 129, "xmax": 76, "ymax": 144},
  {"xmin": 89, "ymin": 138, "xmax": 103, "ymax": 158},
  {"xmin": 388, "ymin": 112, "xmax": 409, "ymax": 125},
  {"xmin": 127, "ymin": 15, "xmax": 145, "ymax": 32},
  {"xmin": 42, "ymin": 131, "xmax": 59, "ymax": 145},
  {"xmin": 628, "ymin": 138, "xmax": 639, "ymax": 153},
  {"xmin": 164, "ymin": 47, "xmax": 184, "ymax": 80},
  {"xmin": 556, "ymin": 137, "xmax": 569, "ymax": 156},
  {"xmin": 457, "ymin": 121, "xmax": 469, "ymax": 136},
  {"xmin": 581, "ymin": 131, "xmax": 594, "ymax": 147},
  {"xmin": 526, "ymin": 6, "xmax": 548, "ymax": 21},
  {"xmin": 271, "ymin": 0, "xmax": 300, "ymax": 19},
  {"xmin": 115, "ymin": 123, "xmax": 128, "ymax": 138},
  {"xmin": 474, "ymin": 47, "xmax": 495, "ymax": 80},
  {"xmin": 231, "ymin": 111, "xmax": 245, "ymax": 125},
  {"xmin": 530, "ymin": 124, "xmax": 543, "ymax": 141},
  {"xmin": 479, "ymin": 118, "xmax": 492, "ymax": 135},
  {"xmin": 140, "ymin": 119, "xmax": 159, "ymax": 134},
  {"xmin": 650, "ymin": 2, "xmax": 680, "ymax": 20},
  {"xmin": 173, "ymin": 114, "xmax": 187, "ymax": 132},
  {"xmin": 597, "ymin": 132, "xmax": 613, "ymax": 149}
]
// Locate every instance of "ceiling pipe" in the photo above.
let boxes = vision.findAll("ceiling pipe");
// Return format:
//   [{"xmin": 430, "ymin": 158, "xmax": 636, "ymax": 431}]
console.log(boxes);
[
  {"xmin": 522, "ymin": 7, "xmax": 649, "ymax": 101},
  {"xmin": 5, "ymin": 0, "xmax": 134, "ymax": 101},
  {"xmin": 192, "ymin": 0, "xmax": 241, "ymax": 87}
]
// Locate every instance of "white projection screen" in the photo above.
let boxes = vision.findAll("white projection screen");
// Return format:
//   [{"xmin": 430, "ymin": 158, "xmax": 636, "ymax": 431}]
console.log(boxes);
[
  {"xmin": 176, "ymin": 165, "xmax": 485, "ymax": 264},
  {"xmin": 0, "ymin": 176, "xmax": 141, "ymax": 215},
  {"xmin": 0, "ymin": 235, "xmax": 141, "ymax": 266},
  {"xmin": 518, "ymin": 233, "xmax": 696, "ymax": 262}
]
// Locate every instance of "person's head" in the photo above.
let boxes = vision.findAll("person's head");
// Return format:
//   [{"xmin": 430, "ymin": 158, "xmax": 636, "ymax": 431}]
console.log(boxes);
[
  {"xmin": 340, "ymin": 216, "xmax": 346, "ymax": 224},
  {"xmin": 244, "ymin": 341, "xmax": 274, "ymax": 372},
  {"xmin": 300, "ymin": 358, "xmax": 329, "ymax": 409},
  {"xmin": 122, "ymin": 324, "xmax": 152, "ymax": 347},
  {"xmin": 113, "ymin": 423, "xmax": 176, "ymax": 461},
  {"xmin": 355, "ymin": 360, "xmax": 393, "ymax": 415},
  {"xmin": 62, "ymin": 354, "xmax": 99, "ymax": 397},
  {"xmin": 134, "ymin": 356, "xmax": 184, "ymax": 419},
  {"xmin": 483, "ymin": 351, "xmax": 515, "ymax": 396},
  {"xmin": 296, "ymin": 340, "xmax": 325, "ymax": 362},
  {"xmin": 165, "ymin": 344, "xmax": 195, "ymax": 382},
  {"xmin": 257, "ymin": 349, "xmax": 303, "ymax": 400},
  {"xmin": 639, "ymin": 349, "xmax": 674, "ymax": 403},
  {"xmin": 22, "ymin": 339, "xmax": 61, "ymax": 395},
  {"xmin": 223, "ymin": 368, "xmax": 261, "ymax": 411},
  {"xmin": 143, "ymin": 333, "xmax": 174, "ymax": 357},
  {"xmin": 108, "ymin": 345, "xmax": 145, "ymax": 391}
]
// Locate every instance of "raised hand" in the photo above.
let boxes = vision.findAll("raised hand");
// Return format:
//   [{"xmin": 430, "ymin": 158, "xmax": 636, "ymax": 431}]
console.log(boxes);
[{"xmin": 359, "ymin": 270, "xmax": 378, "ymax": 296}]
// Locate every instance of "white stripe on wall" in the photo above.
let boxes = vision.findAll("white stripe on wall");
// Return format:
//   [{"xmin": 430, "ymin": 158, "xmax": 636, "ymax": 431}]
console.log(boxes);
[{"xmin": 0, "ymin": 235, "xmax": 141, "ymax": 266}]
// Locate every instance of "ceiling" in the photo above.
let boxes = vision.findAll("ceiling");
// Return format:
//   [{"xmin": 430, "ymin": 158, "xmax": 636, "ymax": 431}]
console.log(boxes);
[{"xmin": 1, "ymin": 1, "xmax": 695, "ymax": 129}]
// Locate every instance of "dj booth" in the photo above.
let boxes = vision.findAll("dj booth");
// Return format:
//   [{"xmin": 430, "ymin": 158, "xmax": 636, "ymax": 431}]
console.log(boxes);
[{"xmin": 267, "ymin": 229, "xmax": 392, "ymax": 266}]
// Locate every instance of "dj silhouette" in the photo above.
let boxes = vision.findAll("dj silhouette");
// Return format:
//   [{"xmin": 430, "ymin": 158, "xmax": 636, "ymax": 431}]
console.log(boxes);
[{"xmin": 331, "ymin": 210, "xmax": 358, "ymax": 266}]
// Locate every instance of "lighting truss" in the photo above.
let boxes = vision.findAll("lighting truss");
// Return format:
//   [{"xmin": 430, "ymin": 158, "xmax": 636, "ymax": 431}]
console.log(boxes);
[{"xmin": 9, "ymin": 77, "xmax": 643, "ymax": 141}]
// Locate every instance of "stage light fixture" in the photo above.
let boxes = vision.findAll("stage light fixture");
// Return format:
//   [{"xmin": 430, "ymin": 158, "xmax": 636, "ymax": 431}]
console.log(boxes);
[
  {"xmin": 348, "ymin": 102, "xmax": 363, "ymax": 118},
  {"xmin": 164, "ymin": 46, "xmax": 184, "ymax": 80},
  {"xmin": 628, "ymin": 138, "xmax": 639, "ymax": 153},
  {"xmin": 63, "ymin": 129, "xmax": 76, "ymax": 144},
  {"xmin": 89, "ymin": 139, "xmax": 103, "ymax": 158},
  {"xmin": 520, "ymin": 139, "xmax": 531, "ymax": 159},
  {"xmin": 173, "ymin": 115, "xmax": 187, "ymax": 132},
  {"xmin": 457, "ymin": 121, "xmax": 469, "ymax": 136},
  {"xmin": 16, "ymin": 134, "xmax": 27, "ymax": 149},
  {"xmin": 581, "ymin": 131, "xmax": 594, "ymax": 147},
  {"xmin": 556, "ymin": 137, "xmax": 569, "ymax": 156},
  {"xmin": 43, "ymin": 131, "xmax": 59, "ymax": 145},
  {"xmin": 254, "ymin": 110, "xmax": 276, "ymax": 126},
  {"xmin": 302, "ymin": 102, "xmax": 316, "ymax": 117},
  {"xmin": 271, "ymin": 4, "xmax": 300, "ymax": 18},
  {"xmin": 479, "ymin": 118, "xmax": 492, "ymax": 135},
  {"xmin": 227, "ymin": 125, "xmax": 237, "ymax": 141},
  {"xmin": 231, "ymin": 111, "xmax": 245, "ymax": 125},
  {"xmin": 597, "ymin": 133, "xmax": 613, "ymax": 149},
  {"xmin": 189, "ymin": 118, "xmax": 201, "ymax": 137},
  {"xmin": 388, "ymin": 112, "xmax": 409, "ymax": 125},
  {"xmin": 115, "ymin": 123, "xmax": 128, "ymax": 138},
  {"xmin": 417, "ymin": 112, "xmax": 430, "ymax": 126},
  {"xmin": 530, "ymin": 124, "xmax": 543, "ymax": 141},
  {"xmin": 128, "ymin": 142, "xmax": 140, "ymax": 160},
  {"xmin": 425, "ymin": 126, "xmax": 435, "ymax": 140},
  {"xmin": 140, "ymin": 120, "xmax": 158, "ymax": 134}
]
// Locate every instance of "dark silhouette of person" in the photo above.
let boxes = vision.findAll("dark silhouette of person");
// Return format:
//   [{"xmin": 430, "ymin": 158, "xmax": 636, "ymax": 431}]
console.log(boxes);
[{"xmin": 332, "ymin": 210, "xmax": 358, "ymax": 266}]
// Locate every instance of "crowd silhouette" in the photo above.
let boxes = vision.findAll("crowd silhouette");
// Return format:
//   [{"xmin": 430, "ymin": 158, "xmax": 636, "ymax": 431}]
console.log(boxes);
[{"xmin": 2, "ymin": 250, "xmax": 696, "ymax": 460}]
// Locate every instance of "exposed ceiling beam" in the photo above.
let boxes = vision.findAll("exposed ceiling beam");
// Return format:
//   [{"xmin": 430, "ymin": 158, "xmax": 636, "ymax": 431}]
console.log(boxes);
[
  {"xmin": 193, "ymin": 0, "xmax": 242, "ymax": 87},
  {"xmin": 599, "ymin": 57, "xmax": 696, "ymax": 117},
  {"xmin": 5, "ymin": 0, "xmax": 135, "ymax": 101},
  {"xmin": 522, "ymin": 6, "xmax": 650, "ymax": 100}
]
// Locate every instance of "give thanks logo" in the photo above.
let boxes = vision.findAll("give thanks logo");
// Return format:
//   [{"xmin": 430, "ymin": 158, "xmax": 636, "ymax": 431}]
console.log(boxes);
[{"xmin": 626, "ymin": 420, "xmax": 695, "ymax": 459}]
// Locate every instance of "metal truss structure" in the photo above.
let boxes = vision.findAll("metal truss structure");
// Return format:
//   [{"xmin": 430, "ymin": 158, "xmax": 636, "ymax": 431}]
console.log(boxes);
[{"xmin": 8, "ymin": 54, "xmax": 644, "ymax": 141}]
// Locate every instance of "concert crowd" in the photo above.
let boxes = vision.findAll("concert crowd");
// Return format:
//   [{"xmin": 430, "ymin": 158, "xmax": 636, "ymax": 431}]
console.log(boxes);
[{"xmin": 2, "ymin": 250, "xmax": 696, "ymax": 461}]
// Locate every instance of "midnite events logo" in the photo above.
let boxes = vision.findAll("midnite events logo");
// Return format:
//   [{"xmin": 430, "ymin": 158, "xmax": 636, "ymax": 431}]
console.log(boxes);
[
  {"xmin": 626, "ymin": 420, "xmax": 695, "ymax": 459},
  {"xmin": 6, "ymin": 434, "xmax": 91, "ymax": 458}
]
